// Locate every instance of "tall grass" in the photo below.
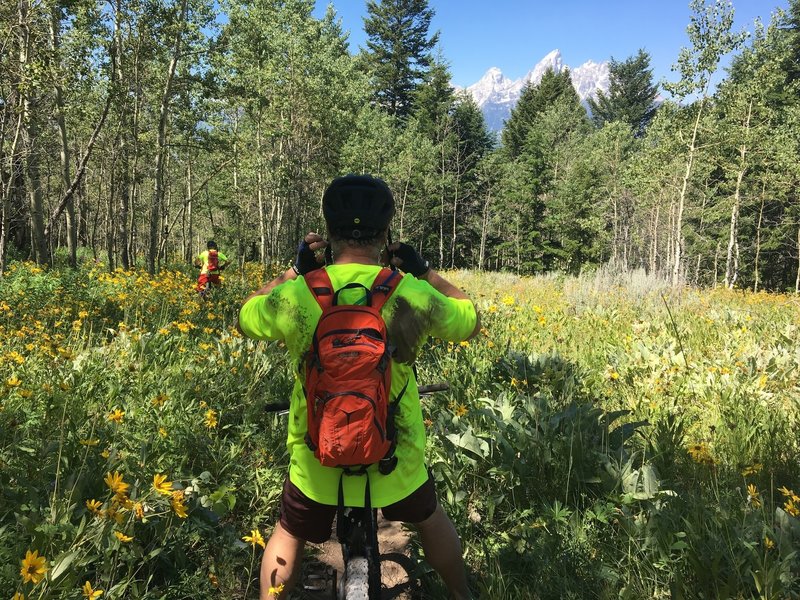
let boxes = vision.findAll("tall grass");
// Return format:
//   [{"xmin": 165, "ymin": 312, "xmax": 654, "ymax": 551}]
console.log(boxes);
[{"xmin": 1, "ymin": 261, "xmax": 798, "ymax": 598}]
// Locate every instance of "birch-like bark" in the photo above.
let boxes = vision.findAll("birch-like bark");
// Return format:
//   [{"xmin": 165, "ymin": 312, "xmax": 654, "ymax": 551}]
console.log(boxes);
[
  {"xmin": 148, "ymin": 0, "xmax": 188, "ymax": 274},
  {"xmin": 753, "ymin": 181, "xmax": 765, "ymax": 292},
  {"xmin": 672, "ymin": 100, "xmax": 706, "ymax": 286},
  {"xmin": 724, "ymin": 99, "xmax": 752, "ymax": 289},
  {"xmin": 18, "ymin": 0, "xmax": 48, "ymax": 264},
  {"xmin": 49, "ymin": 5, "xmax": 76, "ymax": 266}
]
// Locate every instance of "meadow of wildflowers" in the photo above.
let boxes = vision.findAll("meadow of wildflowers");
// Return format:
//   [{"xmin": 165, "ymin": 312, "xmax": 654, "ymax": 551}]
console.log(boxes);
[{"xmin": 1, "ymin": 262, "xmax": 798, "ymax": 599}]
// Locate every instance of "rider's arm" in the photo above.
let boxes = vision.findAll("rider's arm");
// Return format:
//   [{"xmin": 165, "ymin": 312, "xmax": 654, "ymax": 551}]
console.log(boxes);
[
  {"xmin": 388, "ymin": 243, "xmax": 480, "ymax": 339},
  {"xmin": 423, "ymin": 270, "xmax": 480, "ymax": 339},
  {"xmin": 240, "ymin": 232, "xmax": 326, "ymax": 306},
  {"xmin": 420, "ymin": 269, "xmax": 481, "ymax": 339},
  {"xmin": 242, "ymin": 268, "xmax": 297, "ymax": 304}
]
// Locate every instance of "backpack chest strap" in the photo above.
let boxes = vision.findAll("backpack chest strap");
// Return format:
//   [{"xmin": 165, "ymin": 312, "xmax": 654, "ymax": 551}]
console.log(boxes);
[{"xmin": 304, "ymin": 268, "xmax": 402, "ymax": 311}]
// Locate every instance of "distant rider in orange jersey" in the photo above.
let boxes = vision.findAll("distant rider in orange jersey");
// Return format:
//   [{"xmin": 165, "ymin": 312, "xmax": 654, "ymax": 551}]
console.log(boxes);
[{"xmin": 194, "ymin": 240, "xmax": 229, "ymax": 293}]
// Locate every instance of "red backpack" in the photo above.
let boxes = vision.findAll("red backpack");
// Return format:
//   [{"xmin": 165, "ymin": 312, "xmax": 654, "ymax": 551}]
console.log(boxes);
[
  {"xmin": 302, "ymin": 268, "xmax": 406, "ymax": 473},
  {"xmin": 207, "ymin": 250, "xmax": 219, "ymax": 272}
]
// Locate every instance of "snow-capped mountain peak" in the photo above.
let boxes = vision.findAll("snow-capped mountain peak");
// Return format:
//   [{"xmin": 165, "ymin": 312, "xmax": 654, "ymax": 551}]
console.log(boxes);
[
  {"xmin": 465, "ymin": 49, "xmax": 610, "ymax": 131},
  {"xmin": 467, "ymin": 67, "xmax": 515, "ymax": 105},
  {"xmin": 524, "ymin": 49, "xmax": 565, "ymax": 86}
]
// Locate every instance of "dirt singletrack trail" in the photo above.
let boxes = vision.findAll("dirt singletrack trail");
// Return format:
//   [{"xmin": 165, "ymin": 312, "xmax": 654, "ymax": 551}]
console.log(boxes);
[{"xmin": 298, "ymin": 514, "xmax": 415, "ymax": 599}]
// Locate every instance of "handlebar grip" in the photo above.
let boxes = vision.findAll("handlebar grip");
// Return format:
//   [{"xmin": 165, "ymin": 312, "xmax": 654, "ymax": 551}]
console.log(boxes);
[{"xmin": 418, "ymin": 382, "xmax": 449, "ymax": 395}]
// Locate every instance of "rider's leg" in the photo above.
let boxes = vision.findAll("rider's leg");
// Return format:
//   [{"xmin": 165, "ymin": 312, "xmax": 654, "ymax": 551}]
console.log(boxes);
[
  {"xmin": 416, "ymin": 503, "xmax": 472, "ymax": 600},
  {"xmin": 259, "ymin": 522, "xmax": 305, "ymax": 600}
]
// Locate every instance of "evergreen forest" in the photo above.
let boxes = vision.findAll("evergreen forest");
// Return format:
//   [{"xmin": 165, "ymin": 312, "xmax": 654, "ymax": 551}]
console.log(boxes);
[{"xmin": 2, "ymin": 0, "xmax": 799, "ymax": 290}]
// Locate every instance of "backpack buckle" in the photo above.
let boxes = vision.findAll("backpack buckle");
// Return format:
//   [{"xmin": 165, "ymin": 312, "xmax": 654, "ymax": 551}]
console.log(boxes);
[{"xmin": 378, "ymin": 455, "xmax": 397, "ymax": 475}]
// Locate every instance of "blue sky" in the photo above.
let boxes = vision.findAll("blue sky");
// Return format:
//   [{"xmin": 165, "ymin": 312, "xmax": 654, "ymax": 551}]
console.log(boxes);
[{"xmin": 313, "ymin": 0, "xmax": 790, "ymax": 88}]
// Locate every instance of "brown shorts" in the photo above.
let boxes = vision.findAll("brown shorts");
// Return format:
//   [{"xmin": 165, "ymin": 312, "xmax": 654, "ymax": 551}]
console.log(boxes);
[{"xmin": 279, "ymin": 474, "xmax": 438, "ymax": 544}]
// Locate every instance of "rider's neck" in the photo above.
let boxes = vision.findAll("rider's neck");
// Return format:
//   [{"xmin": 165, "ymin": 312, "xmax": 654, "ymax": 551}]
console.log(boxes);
[
  {"xmin": 332, "ymin": 246, "xmax": 382, "ymax": 266},
  {"xmin": 330, "ymin": 238, "xmax": 384, "ymax": 266}
]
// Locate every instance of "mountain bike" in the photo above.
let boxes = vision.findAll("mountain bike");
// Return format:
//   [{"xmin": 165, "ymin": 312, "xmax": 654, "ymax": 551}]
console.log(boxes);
[{"xmin": 264, "ymin": 382, "xmax": 448, "ymax": 599}]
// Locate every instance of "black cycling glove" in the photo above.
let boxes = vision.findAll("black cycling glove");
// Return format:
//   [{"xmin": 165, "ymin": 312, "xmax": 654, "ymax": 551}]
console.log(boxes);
[
  {"xmin": 391, "ymin": 243, "xmax": 430, "ymax": 278},
  {"xmin": 293, "ymin": 240, "xmax": 322, "ymax": 275}
]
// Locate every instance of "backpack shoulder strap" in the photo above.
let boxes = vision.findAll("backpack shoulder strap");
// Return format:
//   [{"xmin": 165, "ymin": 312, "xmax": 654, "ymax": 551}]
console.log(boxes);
[
  {"xmin": 370, "ymin": 268, "xmax": 403, "ymax": 312},
  {"xmin": 303, "ymin": 269, "xmax": 334, "ymax": 310}
]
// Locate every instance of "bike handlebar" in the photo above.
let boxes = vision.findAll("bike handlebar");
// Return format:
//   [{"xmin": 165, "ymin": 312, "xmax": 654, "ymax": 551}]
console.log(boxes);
[{"xmin": 417, "ymin": 382, "xmax": 450, "ymax": 395}]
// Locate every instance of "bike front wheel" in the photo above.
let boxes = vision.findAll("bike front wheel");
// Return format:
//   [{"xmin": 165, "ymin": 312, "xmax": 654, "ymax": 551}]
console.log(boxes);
[{"xmin": 342, "ymin": 557, "xmax": 370, "ymax": 600}]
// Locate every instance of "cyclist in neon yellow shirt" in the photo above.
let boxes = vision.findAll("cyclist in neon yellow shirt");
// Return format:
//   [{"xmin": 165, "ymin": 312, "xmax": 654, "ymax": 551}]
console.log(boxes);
[
  {"xmin": 238, "ymin": 175, "xmax": 478, "ymax": 600},
  {"xmin": 193, "ymin": 240, "xmax": 228, "ymax": 293}
]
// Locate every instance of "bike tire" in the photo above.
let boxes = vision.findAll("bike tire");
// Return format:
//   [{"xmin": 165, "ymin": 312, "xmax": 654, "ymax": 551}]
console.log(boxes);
[
  {"xmin": 343, "ymin": 557, "xmax": 370, "ymax": 600},
  {"xmin": 380, "ymin": 552, "xmax": 419, "ymax": 599}
]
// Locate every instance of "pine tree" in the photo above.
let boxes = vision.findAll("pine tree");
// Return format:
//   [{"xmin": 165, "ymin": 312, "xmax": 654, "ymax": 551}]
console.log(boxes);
[
  {"xmin": 501, "ymin": 68, "xmax": 583, "ymax": 158},
  {"xmin": 588, "ymin": 49, "xmax": 659, "ymax": 136},
  {"xmin": 362, "ymin": 0, "xmax": 439, "ymax": 119}
]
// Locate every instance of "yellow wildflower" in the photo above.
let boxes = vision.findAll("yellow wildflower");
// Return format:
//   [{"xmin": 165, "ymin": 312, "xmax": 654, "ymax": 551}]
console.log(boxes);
[
  {"xmin": 107, "ymin": 408, "xmax": 124, "ymax": 423},
  {"xmin": 6, "ymin": 375, "xmax": 21, "ymax": 387},
  {"xmin": 268, "ymin": 583, "xmax": 285, "ymax": 598},
  {"xmin": 764, "ymin": 536, "xmax": 775, "ymax": 550},
  {"xmin": 104, "ymin": 471, "xmax": 130, "ymax": 496},
  {"xmin": 114, "ymin": 531, "xmax": 133, "ymax": 543},
  {"xmin": 741, "ymin": 463, "xmax": 763, "ymax": 477},
  {"xmin": 171, "ymin": 490, "xmax": 189, "ymax": 518},
  {"xmin": 86, "ymin": 499, "xmax": 103, "ymax": 514},
  {"xmin": 454, "ymin": 404, "xmax": 468, "ymax": 417},
  {"xmin": 151, "ymin": 394, "xmax": 168, "ymax": 407},
  {"xmin": 778, "ymin": 486, "xmax": 800, "ymax": 503},
  {"xmin": 208, "ymin": 573, "xmax": 219, "ymax": 588},
  {"xmin": 79, "ymin": 439, "xmax": 100, "ymax": 447},
  {"xmin": 243, "ymin": 528, "xmax": 266, "ymax": 549},
  {"xmin": 687, "ymin": 442, "xmax": 715, "ymax": 466},
  {"xmin": 747, "ymin": 484, "xmax": 762, "ymax": 508},
  {"xmin": 153, "ymin": 474, "xmax": 173, "ymax": 496},
  {"xmin": 82, "ymin": 581, "xmax": 103, "ymax": 599},
  {"xmin": 104, "ymin": 505, "xmax": 124, "ymax": 524},
  {"xmin": 158, "ymin": 427, "xmax": 168, "ymax": 438},
  {"xmin": 13, "ymin": 592, "xmax": 24, "ymax": 600},
  {"xmin": 20, "ymin": 549, "xmax": 47, "ymax": 584},
  {"xmin": 204, "ymin": 409, "xmax": 218, "ymax": 429},
  {"xmin": 133, "ymin": 502, "xmax": 144, "ymax": 520}
]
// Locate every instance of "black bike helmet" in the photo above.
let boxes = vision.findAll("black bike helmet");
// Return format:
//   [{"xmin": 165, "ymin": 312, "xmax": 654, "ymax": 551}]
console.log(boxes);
[
  {"xmin": 207, "ymin": 240, "xmax": 217, "ymax": 249},
  {"xmin": 322, "ymin": 175, "xmax": 394, "ymax": 239}
]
